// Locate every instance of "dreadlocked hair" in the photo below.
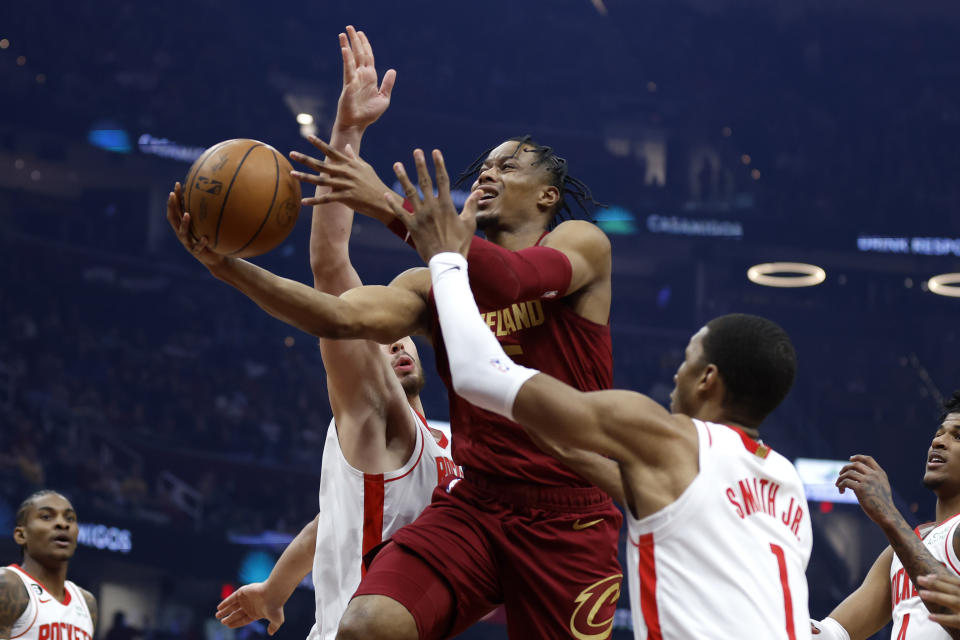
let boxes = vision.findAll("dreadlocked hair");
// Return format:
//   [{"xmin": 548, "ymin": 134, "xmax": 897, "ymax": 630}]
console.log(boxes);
[{"xmin": 454, "ymin": 135, "xmax": 604, "ymax": 229}]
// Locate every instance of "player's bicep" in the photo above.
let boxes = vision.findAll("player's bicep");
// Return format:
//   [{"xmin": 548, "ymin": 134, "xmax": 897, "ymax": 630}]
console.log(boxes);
[
  {"xmin": 827, "ymin": 547, "xmax": 893, "ymax": 640},
  {"xmin": 0, "ymin": 570, "xmax": 29, "ymax": 638},
  {"xmin": 541, "ymin": 220, "xmax": 611, "ymax": 295}
]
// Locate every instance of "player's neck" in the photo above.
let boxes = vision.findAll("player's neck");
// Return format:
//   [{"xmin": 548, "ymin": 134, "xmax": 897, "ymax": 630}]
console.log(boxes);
[
  {"xmin": 20, "ymin": 556, "xmax": 68, "ymax": 599},
  {"xmin": 935, "ymin": 493, "xmax": 960, "ymax": 523},
  {"xmin": 481, "ymin": 221, "xmax": 547, "ymax": 251},
  {"xmin": 407, "ymin": 394, "xmax": 424, "ymax": 416}
]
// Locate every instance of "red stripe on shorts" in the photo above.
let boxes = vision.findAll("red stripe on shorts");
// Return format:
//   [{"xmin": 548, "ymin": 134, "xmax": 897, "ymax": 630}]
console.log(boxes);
[
  {"xmin": 361, "ymin": 474, "xmax": 385, "ymax": 577},
  {"xmin": 636, "ymin": 533, "xmax": 662, "ymax": 640}
]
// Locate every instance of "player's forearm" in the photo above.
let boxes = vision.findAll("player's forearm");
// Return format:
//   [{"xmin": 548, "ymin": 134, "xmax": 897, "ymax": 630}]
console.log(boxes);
[
  {"xmin": 309, "ymin": 123, "xmax": 365, "ymax": 293},
  {"xmin": 429, "ymin": 253, "xmax": 538, "ymax": 420},
  {"xmin": 264, "ymin": 516, "xmax": 318, "ymax": 600},
  {"xmin": 209, "ymin": 258, "xmax": 353, "ymax": 339}
]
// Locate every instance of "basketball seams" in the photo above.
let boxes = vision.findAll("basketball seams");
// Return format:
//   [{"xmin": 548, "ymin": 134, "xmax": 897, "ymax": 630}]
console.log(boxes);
[
  {"xmin": 228, "ymin": 148, "xmax": 282, "ymax": 256},
  {"xmin": 184, "ymin": 139, "xmax": 230, "ymax": 239},
  {"xmin": 213, "ymin": 142, "xmax": 264, "ymax": 250}
]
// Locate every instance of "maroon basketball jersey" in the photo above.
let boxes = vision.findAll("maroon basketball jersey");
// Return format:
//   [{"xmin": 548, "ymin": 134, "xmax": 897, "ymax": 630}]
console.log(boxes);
[{"xmin": 428, "ymin": 290, "xmax": 613, "ymax": 486}]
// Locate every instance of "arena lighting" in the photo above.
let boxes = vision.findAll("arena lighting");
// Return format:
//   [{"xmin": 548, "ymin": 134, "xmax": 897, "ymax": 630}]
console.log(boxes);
[
  {"xmin": 747, "ymin": 262, "xmax": 826, "ymax": 288},
  {"xmin": 928, "ymin": 273, "xmax": 960, "ymax": 298},
  {"xmin": 296, "ymin": 112, "xmax": 314, "ymax": 125}
]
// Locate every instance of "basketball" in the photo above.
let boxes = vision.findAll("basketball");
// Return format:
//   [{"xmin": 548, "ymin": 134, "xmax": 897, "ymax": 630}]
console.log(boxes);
[{"xmin": 182, "ymin": 139, "xmax": 301, "ymax": 258}]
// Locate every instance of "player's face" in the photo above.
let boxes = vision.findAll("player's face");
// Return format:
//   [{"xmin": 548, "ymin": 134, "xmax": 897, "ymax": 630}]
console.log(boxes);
[
  {"xmin": 382, "ymin": 337, "xmax": 425, "ymax": 398},
  {"xmin": 14, "ymin": 494, "xmax": 78, "ymax": 563},
  {"xmin": 470, "ymin": 141, "xmax": 557, "ymax": 229},
  {"xmin": 923, "ymin": 413, "xmax": 960, "ymax": 491},
  {"xmin": 670, "ymin": 327, "xmax": 709, "ymax": 415}
]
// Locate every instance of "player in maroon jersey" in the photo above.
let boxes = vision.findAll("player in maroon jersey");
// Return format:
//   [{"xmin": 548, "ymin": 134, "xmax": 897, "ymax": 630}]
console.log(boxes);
[{"xmin": 168, "ymin": 136, "xmax": 624, "ymax": 637}]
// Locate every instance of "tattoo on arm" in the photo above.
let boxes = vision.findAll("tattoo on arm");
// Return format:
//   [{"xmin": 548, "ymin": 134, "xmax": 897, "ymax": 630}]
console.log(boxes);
[
  {"xmin": 81, "ymin": 590, "xmax": 98, "ymax": 632},
  {"xmin": 0, "ymin": 570, "xmax": 29, "ymax": 640}
]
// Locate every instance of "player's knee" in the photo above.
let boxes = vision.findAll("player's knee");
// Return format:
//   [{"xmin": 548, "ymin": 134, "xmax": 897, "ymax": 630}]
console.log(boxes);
[{"xmin": 337, "ymin": 595, "xmax": 418, "ymax": 640}]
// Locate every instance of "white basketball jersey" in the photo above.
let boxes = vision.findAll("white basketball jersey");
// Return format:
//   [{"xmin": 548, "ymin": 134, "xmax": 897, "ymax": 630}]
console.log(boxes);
[
  {"xmin": 625, "ymin": 420, "xmax": 812, "ymax": 640},
  {"xmin": 5, "ymin": 565, "xmax": 93, "ymax": 640},
  {"xmin": 889, "ymin": 514, "xmax": 960, "ymax": 639},
  {"xmin": 307, "ymin": 408, "xmax": 458, "ymax": 640}
]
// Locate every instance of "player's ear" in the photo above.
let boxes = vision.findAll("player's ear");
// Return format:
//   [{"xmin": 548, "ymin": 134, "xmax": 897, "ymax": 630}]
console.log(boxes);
[
  {"xmin": 699, "ymin": 364, "xmax": 721, "ymax": 395},
  {"xmin": 538, "ymin": 185, "xmax": 560, "ymax": 213},
  {"xmin": 13, "ymin": 525, "xmax": 27, "ymax": 546}
]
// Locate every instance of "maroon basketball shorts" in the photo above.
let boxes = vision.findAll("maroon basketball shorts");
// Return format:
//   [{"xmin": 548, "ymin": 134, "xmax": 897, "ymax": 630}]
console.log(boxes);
[{"xmin": 354, "ymin": 472, "xmax": 624, "ymax": 639}]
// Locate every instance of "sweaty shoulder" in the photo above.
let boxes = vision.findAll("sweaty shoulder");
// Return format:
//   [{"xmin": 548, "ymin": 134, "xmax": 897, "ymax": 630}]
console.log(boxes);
[
  {"xmin": 542, "ymin": 220, "xmax": 611, "ymax": 262},
  {"xmin": 389, "ymin": 267, "xmax": 431, "ymax": 296},
  {"xmin": 0, "ymin": 568, "xmax": 29, "ymax": 630}
]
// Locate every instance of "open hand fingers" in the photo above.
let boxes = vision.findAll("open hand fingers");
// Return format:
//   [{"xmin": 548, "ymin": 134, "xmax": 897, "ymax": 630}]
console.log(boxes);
[
  {"xmin": 393, "ymin": 161, "xmax": 419, "ymax": 204},
  {"xmin": 357, "ymin": 30, "xmax": 374, "ymax": 68},
  {"xmin": 219, "ymin": 609, "xmax": 255, "ymax": 629},
  {"xmin": 300, "ymin": 136, "xmax": 346, "ymax": 163},
  {"xmin": 849, "ymin": 454, "xmax": 880, "ymax": 470},
  {"xmin": 380, "ymin": 68, "xmax": 397, "ymax": 98},
  {"xmin": 383, "ymin": 191, "xmax": 412, "ymax": 226},
  {"xmin": 460, "ymin": 189, "xmax": 482, "ymax": 237},
  {"xmin": 346, "ymin": 26, "xmax": 365, "ymax": 67},
  {"xmin": 412, "ymin": 149, "xmax": 434, "ymax": 200},
  {"xmin": 432, "ymin": 149, "xmax": 451, "ymax": 202},
  {"xmin": 339, "ymin": 33, "xmax": 355, "ymax": 85}
]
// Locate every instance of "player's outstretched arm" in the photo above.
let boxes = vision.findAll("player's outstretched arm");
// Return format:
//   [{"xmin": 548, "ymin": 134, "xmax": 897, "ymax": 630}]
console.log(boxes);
[
  {"xmin": 0, "ymin": 568, "xmax": 29, "ymax": 640},
  {"xmin": 837, "ymin": 455, "xmax": 960, "ymax": 638},
  {"xmin": 919, "ymin": 573, "xmax": 960, "ymax": 629},
  {"xmin": 813, "ymin": 547, "xmax": 893, "ymax": 640},
  {"xmin": 216, "ymin": 515, "xmax": 319, "ymax": 635},
  {"xmin": 167, "ymin": 186, "xmax": 429, "ymax": 344},
  {"xmin": 301, "ymin": 27, "xmax": 418, "ymax": 467}
]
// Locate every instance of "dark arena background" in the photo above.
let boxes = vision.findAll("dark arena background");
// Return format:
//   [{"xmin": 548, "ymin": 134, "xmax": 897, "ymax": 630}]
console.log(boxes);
[{"xmin": 2, "ymin": 1, "xmax": 959, "ymax": 638}]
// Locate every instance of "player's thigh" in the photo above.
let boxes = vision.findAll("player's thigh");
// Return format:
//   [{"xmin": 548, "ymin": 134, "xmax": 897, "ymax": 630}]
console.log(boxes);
[
  {"xmin": 337, "ymin": 594, "xmax": 418, "ymax": 640},
  {"xmin": 502, "ymin": 509, "xmax": 623, "ymax": 639}
]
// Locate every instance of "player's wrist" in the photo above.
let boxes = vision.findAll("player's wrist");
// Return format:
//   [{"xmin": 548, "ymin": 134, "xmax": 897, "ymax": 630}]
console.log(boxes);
[{"xmin": 329, "ymin": 121, "xmax": 366, "ymax": 146}]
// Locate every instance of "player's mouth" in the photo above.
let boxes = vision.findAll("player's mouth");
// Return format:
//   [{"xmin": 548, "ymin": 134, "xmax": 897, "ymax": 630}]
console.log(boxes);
[
  {"xmin": 927, "ymin": 452, "xmax": 947, "ymax": 469},
  {"xmin": 474, "ymin": 186, "xmax": 500, "ymax": 208},
  {"xmin": 51, "ymin": 534, "xmax": 73, "ymax": 548},
  {"xmin": 393, "ymin": 355, "xmax": 415, "ymax": 374}
]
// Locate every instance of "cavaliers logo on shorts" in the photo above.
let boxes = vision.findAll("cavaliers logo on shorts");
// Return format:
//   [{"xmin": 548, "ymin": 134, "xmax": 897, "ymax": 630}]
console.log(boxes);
[{"xmin": 569, "ymin": 574, "xmax": 622, "ymax": 640}]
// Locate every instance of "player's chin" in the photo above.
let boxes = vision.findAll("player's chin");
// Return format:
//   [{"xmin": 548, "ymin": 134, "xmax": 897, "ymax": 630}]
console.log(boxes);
[{"xmin": 922, "ymin": 470, "xmax": 944, "ymax": 489}]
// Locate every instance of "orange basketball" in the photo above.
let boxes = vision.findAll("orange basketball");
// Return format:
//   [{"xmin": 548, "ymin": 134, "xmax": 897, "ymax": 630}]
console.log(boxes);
[{"xmin": 183, "ymin": 139, "xmax": 301, "ymax": 258}]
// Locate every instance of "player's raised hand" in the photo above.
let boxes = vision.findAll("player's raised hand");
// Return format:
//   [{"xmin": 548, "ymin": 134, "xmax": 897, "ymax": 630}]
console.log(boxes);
[
  {"xmin": 919, "ymin": 573, "xmax": 960, "ymax": 629},
  {"xmin": 215, "ymin": 582, "xmax": 285, "ymax": 636},
  {"xmin": 334, "ymin": 25, "xmax": 396, "ymax": 133},
  {"xmin": 836, "ymin": 454, "xmax": 897, "ymax": 526},
  {"xmin": 166, "ymin": 182, "xmax": 224, "ymax": 269},
  {"xmin": 290, "ymin": 137, "xmax": 393, "ymax": 221},
  {"xmin": 386, "ymin": 148, "xmax": 480, "ymax": 263}
]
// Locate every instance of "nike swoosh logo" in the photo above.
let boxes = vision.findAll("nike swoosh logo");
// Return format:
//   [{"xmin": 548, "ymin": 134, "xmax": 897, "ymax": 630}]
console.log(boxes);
[
  {"xmin": 572, "ymin": 518, "xmax": 603, "ymax": 531},
  {"xmin": 38, "ymin": 598, "xmax": 51, "ymax": 603}
]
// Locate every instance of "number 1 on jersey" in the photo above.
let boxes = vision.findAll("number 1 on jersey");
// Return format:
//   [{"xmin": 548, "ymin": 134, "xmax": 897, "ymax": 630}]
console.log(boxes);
[
  {"xmin": 896, "ymin": 613, "xmax": 910, "ymax": 640},
  {"xmin": 770, "ymin": 543, "xmax": 796, "ymax": 640}
]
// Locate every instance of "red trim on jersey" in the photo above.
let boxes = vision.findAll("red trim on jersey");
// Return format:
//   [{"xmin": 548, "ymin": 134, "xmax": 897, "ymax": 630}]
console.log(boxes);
[
  {"xmin": 726, "ymin": 425, "xmax": 771, "ymax": 458},
  {"xmin": 360, "ymin": 475, "xmax": 385, "ymax": 578},
  {"xmin": 414, "ymin": 409, "xmax": 448, "ymax": 449},
  {"xmin": 383, "ymin": 426, "xmax": 427, "ymax": 484},
  {"xmin": 705, "ymin": 423, "xmax": 713, "ymax": 447},
  {"xmin": 634, "ymin": 534, "xmax": 663, "ymax": 640},
  {"xmin": 9, "ymin": 565, "xmax": 71, "ymax": 605}
]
